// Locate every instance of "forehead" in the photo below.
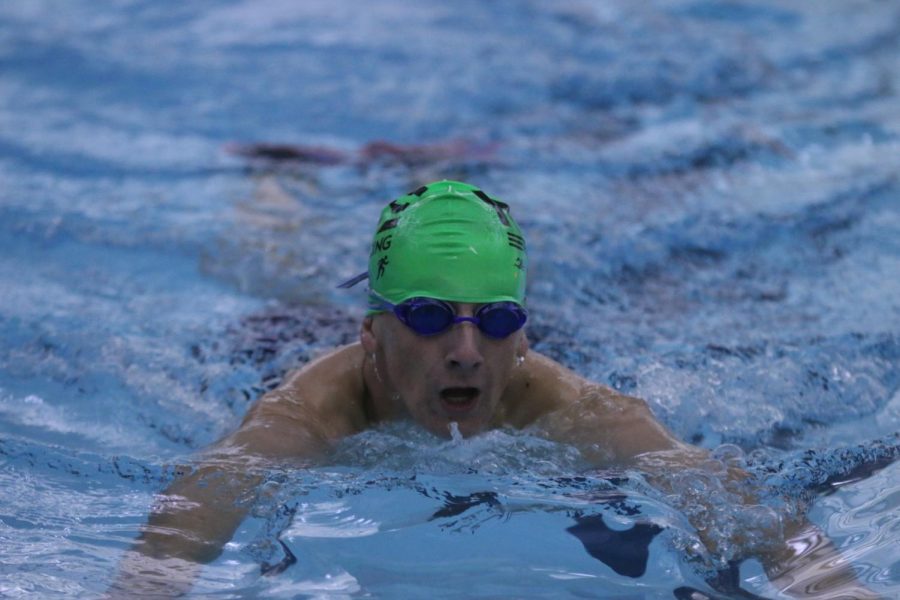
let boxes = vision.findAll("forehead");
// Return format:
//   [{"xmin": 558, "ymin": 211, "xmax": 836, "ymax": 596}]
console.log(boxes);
[{"xmin": 404, "ymin": 298, "xmax": 486, "ymax": 312}]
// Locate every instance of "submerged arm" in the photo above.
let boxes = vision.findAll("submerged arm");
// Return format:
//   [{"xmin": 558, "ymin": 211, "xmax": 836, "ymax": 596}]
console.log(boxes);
[
  {"xmin": 109, "ymin": 458, "xmax": 261, "ymax": 597},
  {"xmin": 635, "ymin": 448, "xmax": 882, "ymax": 599},
  {"xmin": 526, "ymin": 354, "xmax": 880, "ymax": 598},
  {"xmin": 108, "ymin": 399, "xmax": 330, "ymax": 596},
  {"xmin": 109, "ymin": 346, "xmax": 367, "ymax": 597},
  {"xmin": 766, "ymin": 526, "xmax": 882, "ymax": 599}
]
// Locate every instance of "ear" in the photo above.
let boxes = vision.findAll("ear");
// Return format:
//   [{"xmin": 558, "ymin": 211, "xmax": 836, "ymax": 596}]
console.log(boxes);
[{"xmin": 360, "ymin": 315, "xmax": 378, "ymax": 354}]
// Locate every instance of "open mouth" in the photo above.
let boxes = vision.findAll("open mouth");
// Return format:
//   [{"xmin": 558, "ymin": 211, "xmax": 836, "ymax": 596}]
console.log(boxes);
[{"xmin": 439, "ymin": 387, "xmax": 480, "ymax": 413}]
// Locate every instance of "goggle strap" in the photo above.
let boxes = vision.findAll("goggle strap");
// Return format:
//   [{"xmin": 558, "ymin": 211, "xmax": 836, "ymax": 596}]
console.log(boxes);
[{"xmin": 337, "ymin": 271, "xmax": 369, "ymax": 289}]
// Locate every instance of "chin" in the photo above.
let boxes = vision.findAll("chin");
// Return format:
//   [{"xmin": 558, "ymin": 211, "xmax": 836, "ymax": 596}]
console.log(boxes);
[{"xmin": 412, "ymin": 393, "xmax": 495, "ymax": 438}]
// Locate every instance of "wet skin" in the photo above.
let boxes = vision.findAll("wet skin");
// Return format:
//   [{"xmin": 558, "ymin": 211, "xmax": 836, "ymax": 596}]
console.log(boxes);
[{"xmin": 360, "ymin": 302, "xmax": 528, "ymax": 438}]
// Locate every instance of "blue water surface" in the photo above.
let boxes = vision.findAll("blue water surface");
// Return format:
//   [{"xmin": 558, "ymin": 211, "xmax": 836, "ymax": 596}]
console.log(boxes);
[{"xmin": 1, "ymin": 1, "xmax": 898, "ymax": 598}]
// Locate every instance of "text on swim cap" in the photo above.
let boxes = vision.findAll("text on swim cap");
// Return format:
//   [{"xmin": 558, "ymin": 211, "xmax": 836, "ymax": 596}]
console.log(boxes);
[{"xmin": 371, "ymin": 234, "xmax": 392, "ymax": 256}]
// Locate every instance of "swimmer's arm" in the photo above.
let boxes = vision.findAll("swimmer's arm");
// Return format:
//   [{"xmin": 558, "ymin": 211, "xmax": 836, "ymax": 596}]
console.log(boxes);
[
  {"xmin": 762, "ymin": 522, "xmax": 883, "ymax": 599},
  {"xmin": 106, "ymin": 456, "xmax": 260, "ymax": 597},
  {"xmin": 109, "ymin": 345, "xmax": 367, "ymax": 596},
  {"xmin": 634, "ymin": 449, "xmax": 881, "ymax": 598},
  {"xmin": 108, "ymin": 407, "xmax": 333, "ymax": 597},
  {"xmin": 523, "ymin": 354, "xmax": 880, "ymax": 597}
]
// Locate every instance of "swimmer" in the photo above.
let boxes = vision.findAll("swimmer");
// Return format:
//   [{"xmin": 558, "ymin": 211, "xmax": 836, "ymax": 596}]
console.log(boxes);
[
  {"xmin": 110, "ymin": 181, "xmax": 881, "ymax": 598},
  {"xmin": 226, "ymin": 138, "xmax": 498, "ymax": 169}
]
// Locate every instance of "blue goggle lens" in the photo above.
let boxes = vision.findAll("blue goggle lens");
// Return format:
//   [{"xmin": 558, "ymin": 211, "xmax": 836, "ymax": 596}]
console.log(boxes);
[
  {"xmin": 400, "ymin": 300, "xmax": 455, "ymax": 335},
  {"xmin": 395, "ymin": 298, "xmax": 526, "ymax": 339},
  {"xmin": 476, "ymin": 303, "xmax": 526, "ymax": 338}
]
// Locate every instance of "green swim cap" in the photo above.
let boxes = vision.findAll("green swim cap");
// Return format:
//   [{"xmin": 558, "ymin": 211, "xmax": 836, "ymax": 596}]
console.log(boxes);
[{"xmin": 366, "ymin": 180, "xmax": 527, "ymax": 312}]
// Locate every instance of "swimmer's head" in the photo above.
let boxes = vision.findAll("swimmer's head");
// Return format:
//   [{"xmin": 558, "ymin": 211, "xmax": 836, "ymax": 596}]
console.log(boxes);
[{"xmin": 364, "ymin": 180, "xmax": 527, "ymax": 313}]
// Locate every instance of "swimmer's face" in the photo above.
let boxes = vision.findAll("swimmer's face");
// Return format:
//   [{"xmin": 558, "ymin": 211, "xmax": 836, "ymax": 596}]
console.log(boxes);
[{"xmin": 361, "ymin": 302, "xmax": 527, "ymax": 438}]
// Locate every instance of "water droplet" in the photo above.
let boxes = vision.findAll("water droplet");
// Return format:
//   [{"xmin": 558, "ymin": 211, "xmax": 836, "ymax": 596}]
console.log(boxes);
[{"xmin": 448, "ymin": 421, "xmax": 463, "ymax": 443}]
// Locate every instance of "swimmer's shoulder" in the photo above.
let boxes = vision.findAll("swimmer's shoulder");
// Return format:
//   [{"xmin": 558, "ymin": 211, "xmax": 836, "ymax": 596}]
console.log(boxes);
[
  {"xmin": 280, "ymin": 342, "xmax": 366, "ymax": 397},
  {"xmin": 503, "ymin": 351, "xmax": 683, "ymax": 462},
  {"xmin": 240, "ymin": 343, "xmax": 369, "ymax": 446},
  {"xmin": 501, "ymin": 350, "xmax": 588, "ymax": 427},
  {"xmin": 278, "ymin": 342, "xmax": 367, "ymax": 424},
  {"xmin": 502, "ymin": 351, "xmax": 649, "ymax": 427}
]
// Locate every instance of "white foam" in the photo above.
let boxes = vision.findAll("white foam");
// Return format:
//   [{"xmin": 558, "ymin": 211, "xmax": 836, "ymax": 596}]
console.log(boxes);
[
  {"xmin": 264, "ymin": 570, "xmax": 361, "ymax": 599},
  {"xmin": 532, "ymin": 567, "xmax": 598, "ymax": 581},
  {"xmin": 0, "ymin": 388, "xmax": 155, "ymax": 452},
  {"xmin": 284, "ymin": 502, "xmax": 379, "ymax": 539}
]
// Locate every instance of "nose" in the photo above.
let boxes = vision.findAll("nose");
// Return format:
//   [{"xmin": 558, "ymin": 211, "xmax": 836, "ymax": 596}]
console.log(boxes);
[{"xmin": 444, "ymin": 321, "xmax": 484, "ymax": 371}]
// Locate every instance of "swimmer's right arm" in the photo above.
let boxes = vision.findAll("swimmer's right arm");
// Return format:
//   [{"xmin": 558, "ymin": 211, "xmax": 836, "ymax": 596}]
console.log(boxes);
[{"xmin": 107, "ymin": 345, "xmax": 367, "ymax": 597}]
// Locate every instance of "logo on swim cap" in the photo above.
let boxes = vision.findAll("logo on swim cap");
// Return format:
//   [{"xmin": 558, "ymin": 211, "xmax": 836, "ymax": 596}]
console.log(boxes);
[{"xmin": 366, "ymin": 180, "xmax": 527, "ymax": 312}]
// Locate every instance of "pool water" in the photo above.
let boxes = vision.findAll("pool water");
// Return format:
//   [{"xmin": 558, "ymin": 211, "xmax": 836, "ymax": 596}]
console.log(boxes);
[{"xmin": 1, "ymin": 1, "xmax": 898, "ymax": 598}]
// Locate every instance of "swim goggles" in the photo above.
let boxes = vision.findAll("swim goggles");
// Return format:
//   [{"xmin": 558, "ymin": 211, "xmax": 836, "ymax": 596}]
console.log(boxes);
[{"xmin": 369, "ymin": 290, "xmax": 527, "ymax": 339}]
